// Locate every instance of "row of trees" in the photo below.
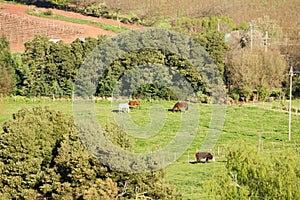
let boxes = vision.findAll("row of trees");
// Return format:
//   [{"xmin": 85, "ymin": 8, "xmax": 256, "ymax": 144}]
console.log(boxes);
[
  {"xmin": 0, "ymin": 2, "xmax": 298, "ymax": 101},
  {"xmin": 8, "ymin": 35, "xmax": 106, "ymax": 98},
  {"xmin": 0, "ymin": 36, "xmax": 291, "ymax": 102}
]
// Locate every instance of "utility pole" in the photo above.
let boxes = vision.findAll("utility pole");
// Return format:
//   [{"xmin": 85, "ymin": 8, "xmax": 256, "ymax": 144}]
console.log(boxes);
[
  {"xmin": 264, "ymin": 31, "xmax": 269, "ymax": 52},
  {"xmin": 249, "ymin": 20, "xmax": 254, "ymax": 49},
  {"xmin": 250, "ymin": 24, "xmax": 253, "ymax": 49},
  {"xmin": 288, "ymin": 66, "xmax": 293, "ymax": 141}
]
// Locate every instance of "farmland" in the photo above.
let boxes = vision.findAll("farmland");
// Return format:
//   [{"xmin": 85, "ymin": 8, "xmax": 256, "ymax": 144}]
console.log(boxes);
[
  {"xmin": 0, "ymin": 1, "xmax": 140, "ymax": 52},
  {"xmin": 1, "ymin": 97, "xmax": 300, "ymax": 199},
  {"xmin": 0, "ymin": 0, "xmax": 299, "ymax": 198}
]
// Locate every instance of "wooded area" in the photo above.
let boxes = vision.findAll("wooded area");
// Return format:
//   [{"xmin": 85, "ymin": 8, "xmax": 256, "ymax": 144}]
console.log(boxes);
[{"xmin": 1, "ymin": 0, "xmax": 299, "ymax": 101}]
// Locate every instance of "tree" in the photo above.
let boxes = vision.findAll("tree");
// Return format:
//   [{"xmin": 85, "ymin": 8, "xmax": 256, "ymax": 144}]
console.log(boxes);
[
  {"xmin": 51, "ymin": 0, "xmax": 69, "ymax": 8},
  {"xmin": 96, "ymin": 48, "xmax": 207, "ymax": 99},
  {"xmin": 203, "ymin": 144, "xmax": 300, "ymax": 199},
  {"xmin": 0, "ymin": 34, "xmax": 16, "ymax": 96},
  {"xmin": 20, "ymin": 35, "xmax": 87, "ymax": 98},
  {"xmin": 0, "ymin": 107, "xmax": 181, "ymax": 199},
  {"xmin": 195, "ymin": 30, "xmax": 231, "ymax": 77},
  {"xmin": 171, "ymin": 17, "xmax": 232, "ymax": 78},
  {"xmin": 225, "ymin": 48, "xmax": 287, "ymax": 101}
]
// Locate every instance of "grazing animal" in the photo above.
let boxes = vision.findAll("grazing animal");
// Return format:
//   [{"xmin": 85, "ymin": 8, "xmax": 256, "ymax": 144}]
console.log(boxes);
[
  {"xmin": 128, "ymin": 100, "xmax": 140, "ymax": 109},
  {"xmin": 119, "ymin": 103, "xmax": 130, "ymax": 113},
  {"xmin": 172, "ymin": 102, "xmax": 188, "ymax": 112},
  {"xmin": 195, "ymin": 152, "xmax": 215, "ymax": 163}
]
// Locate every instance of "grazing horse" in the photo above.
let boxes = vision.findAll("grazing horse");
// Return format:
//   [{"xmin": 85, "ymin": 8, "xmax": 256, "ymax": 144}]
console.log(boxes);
[
  {"xmin": 118, "ymin": 103, "xmax": 130, "ymax": 113},
  {"xmin": 172, "ymin": 102, "xmax": 188, "ymax": 112},
  {"xmin": 195, "ymin": 152, "xmax": 215, "ymax": 163},
  {"xmin": 128, "ymin": 100, "xmax": 140, "ymax": 109}
]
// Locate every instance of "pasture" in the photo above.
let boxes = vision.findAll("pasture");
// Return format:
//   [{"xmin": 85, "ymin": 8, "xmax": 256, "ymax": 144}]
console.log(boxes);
[{"xmin": 1, "ymin": 97, "xmax": 300, "ymax": 199}]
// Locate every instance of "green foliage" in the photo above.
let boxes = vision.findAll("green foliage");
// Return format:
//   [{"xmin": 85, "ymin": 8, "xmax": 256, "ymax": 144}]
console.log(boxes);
[
  {"xmin": 201, "ymin": 16, "xmax": 236, "ymax": 32},
  {"xmin": 97, "ymin": 48, "xmax": 207, "ymax": 99},
  {"xmin": 43, "ymin": 10, "xmax": 53, "ymax": 16},
  {"xmin": 0, "ymin": 106, "xmax": 181, "ymax": 199},
  {"xmin": 20, "ymin": 35, "xmax": 75, "ymax": 97},
  {"xmin": 103, "ymin": 122, "xmax": 133, "ymax": 150},
  {"xmin": 16, "ymin": 35, "xmax": 105, "ymax": 98},
  {"xmin": 84, "ymin": 3, "xmax": 109, "ymax": 18},
  {"xmin": 255, "ymin": 15, "xmax": 283, "ymax": 43},
  {"xmin": 132, "ymin": 83, "xmax": 177, "ymax": 100},
  {"xmin": 195, "ymin": 30, "xmax": 231, "ymax": 76},
  {"xmin": 171, "ymin": 17, "xmax": 232, "ymax": 79},
  {"xmin": 51, "ymin": 0, "xmax": 69, "ymax": 7},
  {"xmin": 0, "ymin": 34, "xmax": 16, "ymax": 96},
  {"xmin": 204, "ymin": 144, "xmax": 300, "ymax": 199},
  {"xmin": 26, "ymin": 9, "xmax": 127, "ymax": 33},
  {"xmin": 172, "ymin": 16, "xmax": 236, "ymax": 36},
  {"xmin": 2, "ymin": 98, "xmax": 300, "ymax": 199}
]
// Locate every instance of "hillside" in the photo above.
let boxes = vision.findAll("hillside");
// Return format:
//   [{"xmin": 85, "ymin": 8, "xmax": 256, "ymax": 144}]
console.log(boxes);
[
  {"xmin": 1, "ymin": 0, "xmax": 299, "ymax": 53},
  {"xmin": 0, "ymin": 2, "xmax": 140, "ymax": 52},
  {"xmin": 104, "ymin": 0, "xmax": 299, "ymax": 32}
]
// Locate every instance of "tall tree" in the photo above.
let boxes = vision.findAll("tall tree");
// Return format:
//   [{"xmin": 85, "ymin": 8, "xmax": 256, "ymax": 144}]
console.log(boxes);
[
  {"xmin": 195, "ymin": 30, "xmax": 231, "ymax": 77},
  {"xmin": 20, "ymin": 35, "xmax": 82, "ymax": 97},
  {"xmin": 0, "ymin": 34, "xmax": 16, "ymax": 96},
  {"xmin": 225, "ymin": 48, "xmax": 287, "ymax": 101}
]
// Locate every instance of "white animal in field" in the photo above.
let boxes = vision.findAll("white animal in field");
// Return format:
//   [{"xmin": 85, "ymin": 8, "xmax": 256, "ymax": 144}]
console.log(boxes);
[{"xmin": 118, "ymin": 103, "xmax": 130, "ymax": 113}]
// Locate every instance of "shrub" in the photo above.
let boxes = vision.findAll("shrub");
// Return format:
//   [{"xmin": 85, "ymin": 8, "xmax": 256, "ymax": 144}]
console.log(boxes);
[
  {"xmin": 203, "ymin": 144, "xmax": 300, "ymax": 199},
  {"xmin": 0, "ymin": 107, "xmax": 181, "ymax": 199}
]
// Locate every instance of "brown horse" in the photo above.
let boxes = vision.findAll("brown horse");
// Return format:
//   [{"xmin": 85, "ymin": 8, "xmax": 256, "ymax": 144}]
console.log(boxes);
[
  {"xmin": 128, "ymin": 100, "xmax": 140, "ymax": 109},
  {"xmin": 172, "ymin": 102, "xmax": 188, "ymax": 112},
  {"xmin": 195, "ymin": 152, "xmax": 215, "ymax": 163}
]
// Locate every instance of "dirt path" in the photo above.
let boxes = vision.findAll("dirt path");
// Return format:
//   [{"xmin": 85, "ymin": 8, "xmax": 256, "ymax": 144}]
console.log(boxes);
[{"xmin": 0, "ymin": 2, "xmax": 141, "ymax": 52}]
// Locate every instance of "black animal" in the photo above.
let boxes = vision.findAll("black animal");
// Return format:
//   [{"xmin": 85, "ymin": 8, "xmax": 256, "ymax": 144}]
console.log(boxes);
[{"xmin": 195, "ymin": 152, "xmax": 215, "ymax": 163}]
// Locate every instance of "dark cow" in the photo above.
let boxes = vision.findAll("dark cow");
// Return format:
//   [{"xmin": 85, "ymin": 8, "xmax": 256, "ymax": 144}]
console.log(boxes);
[{"xmin": 195, "ymin": 152, "xmax": 215, "ymax": 163}]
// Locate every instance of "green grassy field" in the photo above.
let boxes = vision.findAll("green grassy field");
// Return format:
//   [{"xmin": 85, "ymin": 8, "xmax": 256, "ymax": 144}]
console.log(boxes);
[
  {"xmin": 1, "ymin": 97, "xmax": 300, "ymax": 199},
  {"xmin": 26, "ymin": 9, "xmax": 127, "ymax": 33}
]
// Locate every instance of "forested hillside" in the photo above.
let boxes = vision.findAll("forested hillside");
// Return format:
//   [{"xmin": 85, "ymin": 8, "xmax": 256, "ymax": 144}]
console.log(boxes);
[{"xmin": 1, "ymin": 0, "xmax": 299, "ymax": 101}]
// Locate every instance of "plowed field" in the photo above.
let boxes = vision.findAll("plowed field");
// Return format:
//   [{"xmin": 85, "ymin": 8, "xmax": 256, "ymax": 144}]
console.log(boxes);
[{"xmin": 0, "ymin": 2, "xmax": 140, "ymax": 52}]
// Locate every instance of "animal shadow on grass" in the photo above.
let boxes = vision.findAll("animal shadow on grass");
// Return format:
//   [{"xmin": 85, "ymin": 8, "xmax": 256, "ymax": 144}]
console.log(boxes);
[
  {"xmin": 189, "ymin": 159, "xmax": 225, "ymax": 164},
  {"xmin": 167, "ymin": 109, "xmax": 183, "ymax": 112},
  {"xmin": 189, "ymin": 161, "xmax": 210, "ymax": 164},
  {"xmin": 112, "ymin": 109, "xmax": 129, "ymax": 113}
]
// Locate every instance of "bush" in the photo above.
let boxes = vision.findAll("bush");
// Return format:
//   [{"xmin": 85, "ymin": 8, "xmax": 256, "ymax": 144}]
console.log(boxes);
[
  {"xmin": 43, "ymin": 10, "xmax": 52, "ymax": 16},
  {"xmin": 203, "ymin": 144, "xmax": 300, "ymax": 199},
  {"xmin": 0, "ymin": 107, "xmax": 181, "ymax": 199}
]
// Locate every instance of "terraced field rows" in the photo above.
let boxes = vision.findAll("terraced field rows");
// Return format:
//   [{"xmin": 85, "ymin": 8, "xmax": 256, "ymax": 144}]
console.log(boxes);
[{"xmin": 0, "ymin": 11, "xmax": 86, "ymax": 48}]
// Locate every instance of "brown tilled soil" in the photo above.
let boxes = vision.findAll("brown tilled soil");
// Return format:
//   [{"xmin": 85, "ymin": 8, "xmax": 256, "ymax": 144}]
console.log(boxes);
[{"xmin": 0, "ymin": 2, "xmax": 141, "ymax": 52}]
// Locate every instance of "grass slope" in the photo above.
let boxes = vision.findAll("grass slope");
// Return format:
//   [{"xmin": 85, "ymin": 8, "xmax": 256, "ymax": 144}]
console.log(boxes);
[
  {"xmin": 1, "ymin": 97, "xmax": 299, "ymax": 199},
  {"xmin": 26, "ymin": 9, "xmax": 127, "ymax": 33}
]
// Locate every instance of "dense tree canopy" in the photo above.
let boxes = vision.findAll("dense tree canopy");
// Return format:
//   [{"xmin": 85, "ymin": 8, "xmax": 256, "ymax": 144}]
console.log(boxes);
[
  {"xmin": 0, "ymin": 107, "xmax": 181, "ymax": 199},
  {"xmin": 13, "ymin": 35, "xmax": 104, "ymax": 98},
  {"xmin": 225, "ymin": 48, "xmax": 287, "ymax": 101},
  {"xmin": 97, "ymin": 48, "xmax": 208, "ymax": 100}
]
